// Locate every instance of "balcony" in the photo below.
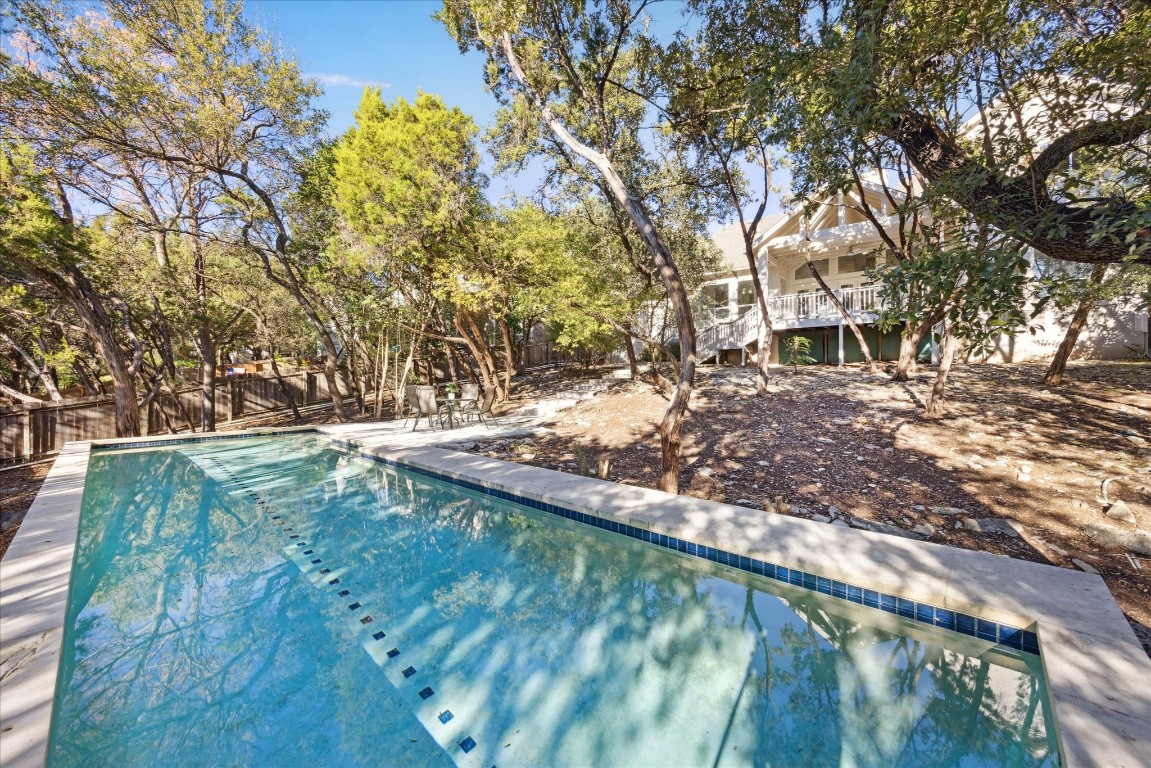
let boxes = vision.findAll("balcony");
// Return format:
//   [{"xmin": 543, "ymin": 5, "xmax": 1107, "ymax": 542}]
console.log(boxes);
[{"xmin": 769, "ymin": 284, "xmax": 883, "ymax": 323}]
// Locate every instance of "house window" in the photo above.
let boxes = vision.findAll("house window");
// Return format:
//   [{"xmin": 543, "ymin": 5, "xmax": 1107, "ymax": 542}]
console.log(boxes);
[
  {"xmin": 700, "ymin": 283, "xmax": 730, "ymax": 319},
  {"xmin": 736, "ymin": 280, "xmax": 756, "ymax": 316},
  {"xmin": 837, "ymin": 253, "xmax": 877, "ymax": 274},
  {"xmin": 794, "ymin": 259, "xmax": 829, "ymax": 281}
]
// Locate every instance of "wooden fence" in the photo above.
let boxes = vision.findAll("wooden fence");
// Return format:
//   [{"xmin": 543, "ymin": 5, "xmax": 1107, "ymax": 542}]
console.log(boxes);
[{"xmin": 0, "ymin": 370, "xmax": 339, "ymax": 465}]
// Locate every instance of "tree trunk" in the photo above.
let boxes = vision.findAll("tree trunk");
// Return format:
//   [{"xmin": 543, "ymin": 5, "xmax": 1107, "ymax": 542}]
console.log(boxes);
[
  {"xmin": 26, "ymin": 262, "xmax": 142, "ymax": 436},
  {"xmin": 924, "ymin": 323, "xmax": 958, "ymax": 418},
  {"xmin": 1044, "ymin": 263, "xmax": 1108, "ymax": 386},
  {"xmin": 622, "ymin": 323, "xmax": 639, "ymax": 380},
  {"xmin": 267, "ymin": 344, "xmax": 302, "ymax": 421},
  {"xmin": 1, "ymin": 332, "xmax": 64, "ymax": 401},
  {"xmin": 498, "ymin": 314, "xmax": 517, "ymax": 398},
  {"xmin": 0, "ymin": 382, "xmax": 42, "ymax": 404},
  {"xmin": 198, "ymin": 331, "xmax": 216, "ymax": 432},
  {"xmin": 802, "ymin": 244, "xmax": 874, "ymax": 371},
  {"xmin": 892, "ymin": 325, "xmax": 922, "ymax": 382},
  {"xmin": 374, "ymin": 332, "xmax": 388, "ymax": 419},
  {"xmin": 500, "ymin": 31, "xmax": 696, "ymax": 494},
  {"xmin": 189, "ymin": 218, "xmax": 216, "ymax": 432},
  {"xmin": 456, "ymin": 308, "xmax": 504, "ymax": 400}
]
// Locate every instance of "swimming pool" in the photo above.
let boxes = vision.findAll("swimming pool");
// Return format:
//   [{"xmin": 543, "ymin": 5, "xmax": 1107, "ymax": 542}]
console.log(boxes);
[{"xmin": 48, "ymin": 434, "xmax": 1059, "ymax": 767}]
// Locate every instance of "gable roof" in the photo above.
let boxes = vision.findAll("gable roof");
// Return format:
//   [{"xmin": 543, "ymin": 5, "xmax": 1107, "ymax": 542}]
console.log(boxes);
[{"xmin": 711, "ymin": 214, "xmax": 787, "ymax": 272}]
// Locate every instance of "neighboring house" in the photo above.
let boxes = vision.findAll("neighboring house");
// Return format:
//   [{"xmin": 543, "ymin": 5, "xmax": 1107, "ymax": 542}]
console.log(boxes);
[{"xmin": 691, "ymin": 182, "xmax": 1149, "ymax": 366}]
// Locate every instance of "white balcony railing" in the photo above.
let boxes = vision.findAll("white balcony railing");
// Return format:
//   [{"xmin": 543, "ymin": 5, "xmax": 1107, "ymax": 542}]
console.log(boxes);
[
  {"xmin": 769, "ymin": 285, "xmax": 882, "ymax": 320},
  {"xmin": 694, "ymin": 285, "xmax": 886, "ymax": 361}
]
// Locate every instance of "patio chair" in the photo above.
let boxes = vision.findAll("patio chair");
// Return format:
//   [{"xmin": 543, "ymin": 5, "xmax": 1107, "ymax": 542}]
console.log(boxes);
[
  {"xmin": 409, "ymin": 385, "xmax": 452, "ymax": 431},
  {"xmin": 400, "ymin": 384, "xmax": 419, "ymax": 426},
  {"xmin": 459, "ymin": 382, "xmax": 480, "ymax": 407},
  {"xmin": 460, "ymin": 388, "xmax": 499, "ymax": 428}
]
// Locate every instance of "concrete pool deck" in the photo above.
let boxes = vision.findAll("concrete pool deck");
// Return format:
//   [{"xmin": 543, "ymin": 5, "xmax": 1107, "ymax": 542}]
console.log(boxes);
[{"xmin": 2, "ymin": 422, "xmax": 1149, "ymax": 767}]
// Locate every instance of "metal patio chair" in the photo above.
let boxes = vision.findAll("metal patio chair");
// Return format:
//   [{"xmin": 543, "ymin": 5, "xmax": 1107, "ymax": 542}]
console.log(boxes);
[
  {"xmin": 460, "ymin": 388, "xmax": 499, "ymax": 428},
  {"xmin": 408, "ymin": 385, "xmax": 452, "ymax": 431}
]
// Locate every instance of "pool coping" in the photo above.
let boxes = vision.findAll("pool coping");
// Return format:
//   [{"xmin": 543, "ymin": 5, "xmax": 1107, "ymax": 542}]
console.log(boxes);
[{"xmin": 1, "ymin": 426, "xmax": 1149, "ymax": 767}]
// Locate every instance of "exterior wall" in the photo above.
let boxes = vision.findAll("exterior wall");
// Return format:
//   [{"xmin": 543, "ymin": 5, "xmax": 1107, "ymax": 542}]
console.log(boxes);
[{"xmin": 975, "ymin": 299, "xmax": 1149, "ymax": 363}]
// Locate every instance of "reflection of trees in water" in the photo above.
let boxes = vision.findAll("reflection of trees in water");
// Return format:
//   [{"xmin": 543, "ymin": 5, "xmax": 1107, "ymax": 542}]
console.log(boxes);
[
  {"xmin": 55, "ymin": 442, "xmax": 1056, "ymax": 768},
  {"xmin": 292, "ymin": 456, "xmax": 1055, "ymax": 767},
  {"xmin": 737, "ymin": 590, "xmax": 1057, "ymax": 768},
  {"xmin": 55, "ymin": 445, "xmax": 445, "ymax": 768}
]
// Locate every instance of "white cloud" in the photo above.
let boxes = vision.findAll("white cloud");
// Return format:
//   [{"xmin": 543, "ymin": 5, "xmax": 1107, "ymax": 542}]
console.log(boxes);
[{"xmin": 306, "ymin": 73, "xmax": 391, "ymax": 89}]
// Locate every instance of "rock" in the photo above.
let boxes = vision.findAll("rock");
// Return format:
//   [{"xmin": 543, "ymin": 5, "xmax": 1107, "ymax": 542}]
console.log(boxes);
[
  {"xmin": 864, "ymin": 444, "xmax": 881, "ymax": 450},
  {"xmin": 810, "ymin": 514, "xmax": 832, "ymax": 523},
  {"xmin": 452, "ymin": 441, "xmax": 477, "ymax": 451},
  {"xmin": 851, "ymin": 517, "xmax": 923, "ymax": 539},
  {"xmin": 697, "ymin": 467, "xmax": 715, "ymax": 478},
  {"xmin": 963, "ymin": 518, "xmax": 1024, "ymax": 537},
  {"xmin": 757, "ymin": 460, "xmax": 769, "ymax": 466},
  {"xmin": 896, "ymin": 477, "xmax": 912, "ymax": 483},
  {"xmin": 884, "ymin": 447, "xmax": 895, "ymax": 454},
  {"xmin": 827, "ymin": 506, "xmax": 840, "ymax": 516},
  {"xmin": 1104, "ymin": 499, "xmax": 1137, "ymax": 524},
  {"xmin": 831, "ymin": 519, "xmax": 849, "ymax": 527},
  {"xmin": 913, "ymin": 523, "xmax": 936, "ymax": 537},
  {"xmin": 520, "ymin": 453, "xmax": 536, "ymax": 460},
  {"xmin": 1125, "ymin": 435, "xmax": 1147, "ymax": 446},
  {"xmin": 735, "ymin": 499, "xmax": 755, "ymax": 506},
  {"xmin": 1071, "ymin": 558, "xmax": 1100, "ymax": 575},
  {"xmin": 930, "ymin": 506, "xmax": 965, "ymax": 516},
  {"xmin": 911, "ymin": 504, "xmax": 926, "ymax": 511},
  {"xmin": 1019, "ymin": 463, "xmax": 1033, "ymax": 474},
  {"xmin": 1084, "ymin": 522, "xmax": 1151, "ymax": 556}
]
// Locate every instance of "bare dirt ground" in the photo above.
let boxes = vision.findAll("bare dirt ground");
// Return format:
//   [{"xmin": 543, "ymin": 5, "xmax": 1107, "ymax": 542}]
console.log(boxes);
[
  {"xmin": 463, "ymin": 361, "xmax": 1151, "ymax": 655},
  {"xmin": 0, "ymin": 462, "xmax": 51, "ymax": 559},
  {"xmin": 3, "ymin": 361, "xmax": 1148, "ymax": 655}
]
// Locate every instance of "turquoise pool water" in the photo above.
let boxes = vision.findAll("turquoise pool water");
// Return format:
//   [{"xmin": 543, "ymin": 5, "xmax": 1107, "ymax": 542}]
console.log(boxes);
[{"xmin": 51, "ymin": 435, "xmax": 1058, "ymax": 767}]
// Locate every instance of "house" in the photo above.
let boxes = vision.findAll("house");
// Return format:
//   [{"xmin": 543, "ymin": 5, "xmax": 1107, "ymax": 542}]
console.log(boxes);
[
  {"xmin": 693, "ymin": 182, "xmax": 1149, "ymax": 367},
  {"xmin": 697, "ymin": 182, "xmax": 912, "ymax": 366}
]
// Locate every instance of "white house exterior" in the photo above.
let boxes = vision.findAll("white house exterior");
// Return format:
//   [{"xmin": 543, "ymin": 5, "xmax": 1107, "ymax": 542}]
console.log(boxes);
[{"xmin": 693, "ymin": 183, "xmax": 1149, "ymax": 367}]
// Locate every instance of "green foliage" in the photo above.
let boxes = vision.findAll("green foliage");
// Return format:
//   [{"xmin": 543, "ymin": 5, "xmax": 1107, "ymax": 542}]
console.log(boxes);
[
  {"xmin": 704, "ymin": 0, "xmax": 1151, "ymax": 266},
  {"xmin": 782, "ymin": 335, "xmax": 815, "ymax": 371}
]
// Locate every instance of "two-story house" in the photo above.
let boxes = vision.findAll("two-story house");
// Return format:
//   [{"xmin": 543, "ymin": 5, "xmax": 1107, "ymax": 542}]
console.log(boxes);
[{"xmin": 694, "ymin": 180, "xmax": 1149, "ymax": 367}]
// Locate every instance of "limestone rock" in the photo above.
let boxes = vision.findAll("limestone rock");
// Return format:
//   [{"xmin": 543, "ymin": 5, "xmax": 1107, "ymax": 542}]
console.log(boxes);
[
  {"xmin": 851, "ymin": 517, "xmax": 923, "ymax": 540},
  {"xmin": 810, "ymin": 514, "xmax": 832, "ymax": 524},
  {"xmin": 930, "ymin": 506, "xmax": 966, "ymax": 516},
  {"xmin": 1084, "ymin": 522, "xmax": 1151, "ymax": 556},
  {"xmin": 913, "ymin": 523, "xmax": 936, "ymax": 537},
  {"xmin": 963, "ymin": 518, "xmax": 1024, "ymax": 537},
  {"xmin": 697, "ymin": 467, "xmax": 715, "ymax": 478},
  {"xmin": 827, "ymin": 506, "xmax": 840, "ymax": 516},
  {"xmin": 1104, "ymin": 499, "xmax": 1137, "ymax": 525},
  {"xmin": 1071, "ymin": 558, "xmax": 1100, "ymax": 575}
]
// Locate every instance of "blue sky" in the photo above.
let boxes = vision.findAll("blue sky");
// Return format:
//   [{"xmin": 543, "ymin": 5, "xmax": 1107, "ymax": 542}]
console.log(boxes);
[
  {"xmin": 245, "ymin": 1, "xmax": 779, "ymax": 223},
  {"xmin": 246, "ymin": 0, "xmax": 530, "ymax": 198}
]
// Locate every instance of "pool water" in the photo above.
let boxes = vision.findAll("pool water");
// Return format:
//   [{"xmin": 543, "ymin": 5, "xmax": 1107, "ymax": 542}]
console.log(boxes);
[{"xmin": 50, "ymin": 435, "xmax": 1059, "ymax": 767}]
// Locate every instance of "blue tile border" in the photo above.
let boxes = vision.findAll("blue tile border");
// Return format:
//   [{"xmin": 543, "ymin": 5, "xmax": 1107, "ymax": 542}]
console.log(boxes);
[
  {"xmin": 104, "ymin": 432, "xmax": 1040, "ymax": 658},
  {"xmin": 332, "ymin": 440, "xmax": 1040, "ymax": 658},
  {"xmin": 91, "ymin": 428, "xmax": 318, "ymax": 452}
]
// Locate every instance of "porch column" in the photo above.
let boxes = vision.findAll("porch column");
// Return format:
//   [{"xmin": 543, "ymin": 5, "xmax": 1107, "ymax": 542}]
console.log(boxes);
[{"xmin": 837, "ymin": 320, "xmax": 845, "ymax": 367}]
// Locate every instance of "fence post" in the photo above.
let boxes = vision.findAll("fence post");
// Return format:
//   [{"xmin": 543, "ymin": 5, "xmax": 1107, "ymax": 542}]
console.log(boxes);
[{"xmin": 22, "ymin": 408, "xmax": 31, "ymax": 463}]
